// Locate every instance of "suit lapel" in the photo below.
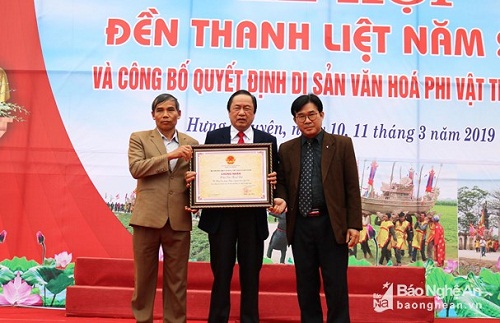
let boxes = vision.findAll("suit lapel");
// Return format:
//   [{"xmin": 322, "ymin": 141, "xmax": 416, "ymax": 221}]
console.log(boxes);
[
  {"xmin": 149, "ymin": 129, "xmax": 167, "ymax": 155},
  {"xmin": 173, "ymin": 131, "xmax": 190, "ymax": 173},
  {"xmin": 222, "ymin": 127, "xmax": 231, "ymax": 143},
  {"xmin": 178, "ymin": 131, "xmax": 189, "ymax": 146}
]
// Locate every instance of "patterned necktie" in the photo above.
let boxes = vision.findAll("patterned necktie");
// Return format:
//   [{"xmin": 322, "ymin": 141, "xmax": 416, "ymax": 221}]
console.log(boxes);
[
  {"xmin": 298, "ymin": 139, "xmax": 313, "ymax": 216},
  {"xmin": 237, "ymin": 131, "xmax": 245, "ymax": 144}
]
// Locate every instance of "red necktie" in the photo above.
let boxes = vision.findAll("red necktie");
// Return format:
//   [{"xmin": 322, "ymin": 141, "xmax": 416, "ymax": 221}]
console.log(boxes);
[{"xmin": 237, "ymin": 131, "xmax": 245, "ymax": 144}]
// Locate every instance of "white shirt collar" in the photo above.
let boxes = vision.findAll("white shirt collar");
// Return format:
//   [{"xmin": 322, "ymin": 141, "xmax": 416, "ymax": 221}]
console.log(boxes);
[
  {"xmin": 157, "ymin": 129, "xmax": 179, "ymax": 143},
  {"xmin": 230, "ymin": 126, "xmax": 253, "ymax": 143}
]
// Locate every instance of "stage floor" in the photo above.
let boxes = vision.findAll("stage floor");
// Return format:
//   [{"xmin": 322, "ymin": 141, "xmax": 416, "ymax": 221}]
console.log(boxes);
[{"xmin": 1, "ymin": 306, "xmax": 498, "ymax": 323}]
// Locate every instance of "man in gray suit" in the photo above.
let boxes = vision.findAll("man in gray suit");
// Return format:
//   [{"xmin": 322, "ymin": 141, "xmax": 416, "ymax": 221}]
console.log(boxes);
[
  {"xmin": 275, "ymin": 94, "xmax": 362, "ymax": 323},
  {"xmin": 128, "ymin": 93, "xmax": 198, "ymax": 323}
]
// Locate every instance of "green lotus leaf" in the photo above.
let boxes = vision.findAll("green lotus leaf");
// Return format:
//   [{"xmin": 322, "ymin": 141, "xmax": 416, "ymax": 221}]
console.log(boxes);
[
  {"xmin": 0, "ymin": 265, "xmax": 15, "ymax": 285},
  {"xmin": 45, "ymin": 273, "xmax": 74, "ymax": 295},
  {"xmin": 454, "ymin": 293, "xmax": 500, "ymax": 318},
  {"xmin": 0, "ymin": 257, "xmax": 39, "ymax": 271},
  {"xmin": 478, "ymin": 268, "xmax": 500, "ymax": 305}
]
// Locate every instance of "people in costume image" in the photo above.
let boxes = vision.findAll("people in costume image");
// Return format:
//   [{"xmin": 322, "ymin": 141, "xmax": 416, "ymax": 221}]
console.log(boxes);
[
  {"xmin": 487, "ymin": 238, "xmax": 496, "ymax": 252},
  {"xmin": 492, "ymin": 240, "xmax": 499, "ymax": 252},
  {"xmin": 411, "ymin": 212, "xmax": 429, "ymax": 263},
  {"xmin": 358, "ymin": 212, "xmax": 374, "ymax": 259},
  {"xmin": 432, "ymin": 215, "xmax": 446, "ymax": 267},
  {"xmin": 403, "ymin": 212, "xmax": 414, "ymax": 257},
  {"xmin": 393, "ymin": 212, "xmax": 411, "ymax": 266},
  {"xmin": 376, "ymin": 212, "xmax": 397, "ymax": 265},
  {"xmin": 426, "ymin": 212, "xmax": 436, "ymax": 260}
]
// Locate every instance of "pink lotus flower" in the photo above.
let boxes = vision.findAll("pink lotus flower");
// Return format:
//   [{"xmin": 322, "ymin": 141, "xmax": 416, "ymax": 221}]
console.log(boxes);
[
  {"xmin": 443, "ymin": 259, "xmax": 458, "ymax": 274},
  {"xmin": 54, "ymin": 251, "xmax": 73, "ymax": 268},
  {"xmin": 0, "ymin": 273, "xmax": 42, "ymax": 306}
]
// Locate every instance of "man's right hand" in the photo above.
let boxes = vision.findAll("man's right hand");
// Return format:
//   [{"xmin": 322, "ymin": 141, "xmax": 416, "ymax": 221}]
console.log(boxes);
[{"xmin": 170, "ymin": 145, "xmax": 193, "ymax": 162}]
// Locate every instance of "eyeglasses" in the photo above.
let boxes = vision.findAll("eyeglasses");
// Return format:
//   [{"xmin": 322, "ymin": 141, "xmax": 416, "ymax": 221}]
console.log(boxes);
[{"xmin": 295, "ymin": 112, "xmax": 318, "ymax": 123}]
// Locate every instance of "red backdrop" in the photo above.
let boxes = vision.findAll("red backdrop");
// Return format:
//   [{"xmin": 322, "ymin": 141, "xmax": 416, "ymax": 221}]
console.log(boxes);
[{"xmin": 0, "ymin": 1, "xmax": 133, "ymax": 262}]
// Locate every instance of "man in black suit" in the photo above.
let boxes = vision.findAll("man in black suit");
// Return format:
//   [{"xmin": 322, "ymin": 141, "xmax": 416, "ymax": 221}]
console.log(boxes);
[{"xmin": 186, "ymin": 90, "xmax": 285, "ymax": 323}]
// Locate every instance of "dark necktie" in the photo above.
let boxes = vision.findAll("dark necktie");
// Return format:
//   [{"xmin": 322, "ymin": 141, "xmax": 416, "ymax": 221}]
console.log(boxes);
[
  {"xmin": 299, "ymin": 140, "xmax": 313, "ymax": 216},
  {"xmin": 237, "ymin": 131, "xmax": 245, "ymax": 144}
]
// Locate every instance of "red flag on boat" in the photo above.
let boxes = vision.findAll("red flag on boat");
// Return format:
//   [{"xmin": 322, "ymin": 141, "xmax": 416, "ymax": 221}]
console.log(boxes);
[
  {"xmin": 368, "ymin": 160, "xmax": 378, "ymax": 186},
  {"xmin": 425, "ymin": 169, "xmax": 435, "ymax": 192}
]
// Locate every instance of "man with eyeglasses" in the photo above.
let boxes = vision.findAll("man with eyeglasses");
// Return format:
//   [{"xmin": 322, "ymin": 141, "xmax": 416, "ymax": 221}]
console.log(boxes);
[{"xmin": 275, "ymin": 93, "xmax": 362, "ymax": 323}]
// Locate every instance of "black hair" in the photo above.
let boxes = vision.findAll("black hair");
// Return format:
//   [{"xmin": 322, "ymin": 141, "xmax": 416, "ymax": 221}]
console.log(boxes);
[
  {"xmin": 290, "ymin": 93, "xmax": 323, "ymax": 116},
  {"xmin": 151, "ymin": 93, "xmax": 179, "ymax": 112},
  {"xmin": 226, "ymin": 89, "xmax": 257, "ymax": 113}
]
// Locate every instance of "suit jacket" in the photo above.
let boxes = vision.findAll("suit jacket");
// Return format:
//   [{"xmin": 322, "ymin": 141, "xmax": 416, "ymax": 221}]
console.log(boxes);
[
  {"xmin": 276, "ymin": 131, "xmax": 362, "ymax": 244},
  {"xmin": 128, "ymin": 129, "xmax": 199, "ymax": 231},
  {"xmin": 198, "ymin": 126, "xmax": 279, "ymax": 240}
]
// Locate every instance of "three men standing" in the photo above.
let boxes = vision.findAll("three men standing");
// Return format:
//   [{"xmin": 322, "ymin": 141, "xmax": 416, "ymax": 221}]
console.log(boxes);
[{"xmin": 130, "ymin": 91, "xmax": 361, "ymax": 323}]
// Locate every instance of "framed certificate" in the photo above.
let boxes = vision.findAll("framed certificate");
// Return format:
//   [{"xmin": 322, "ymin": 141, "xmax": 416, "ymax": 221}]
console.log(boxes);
[{"xmin": 190, "ymin": 143, "xmax": 273, "ymax": 208}]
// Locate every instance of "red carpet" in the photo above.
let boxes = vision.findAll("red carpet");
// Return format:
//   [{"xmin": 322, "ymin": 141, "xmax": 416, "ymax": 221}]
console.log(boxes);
[{"xmin": 0, "ymin": 306, "xmax": 498, "ymax": 323}]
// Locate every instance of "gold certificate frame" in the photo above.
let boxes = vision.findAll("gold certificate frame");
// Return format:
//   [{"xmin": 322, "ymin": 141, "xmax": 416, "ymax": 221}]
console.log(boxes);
[{"xmin": 190, "ymin": 143, "xmax": 273, "ymax": 208}]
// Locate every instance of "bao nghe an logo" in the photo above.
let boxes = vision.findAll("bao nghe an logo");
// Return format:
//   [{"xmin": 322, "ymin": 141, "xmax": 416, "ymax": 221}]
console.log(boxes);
[
  {"xmin": 373, "ymin": 282, "xmax": 394, "ymax": 313},
  {"xmin": 373, "ymin": 282, "xmax": 434, "ymax": 313}
]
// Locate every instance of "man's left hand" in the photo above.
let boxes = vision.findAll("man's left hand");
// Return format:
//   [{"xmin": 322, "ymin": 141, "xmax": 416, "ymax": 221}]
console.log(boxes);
[
  {"xmin": 346, "ymin": 228, "xmax": 360, "ymax": 248},
  {"xmin": 267, "ymin": 171, "xmax": 277, "ymax": 189},
  {"xmin": 268, "ymin": 198, "xmax": 286, "ymax": 215}
]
